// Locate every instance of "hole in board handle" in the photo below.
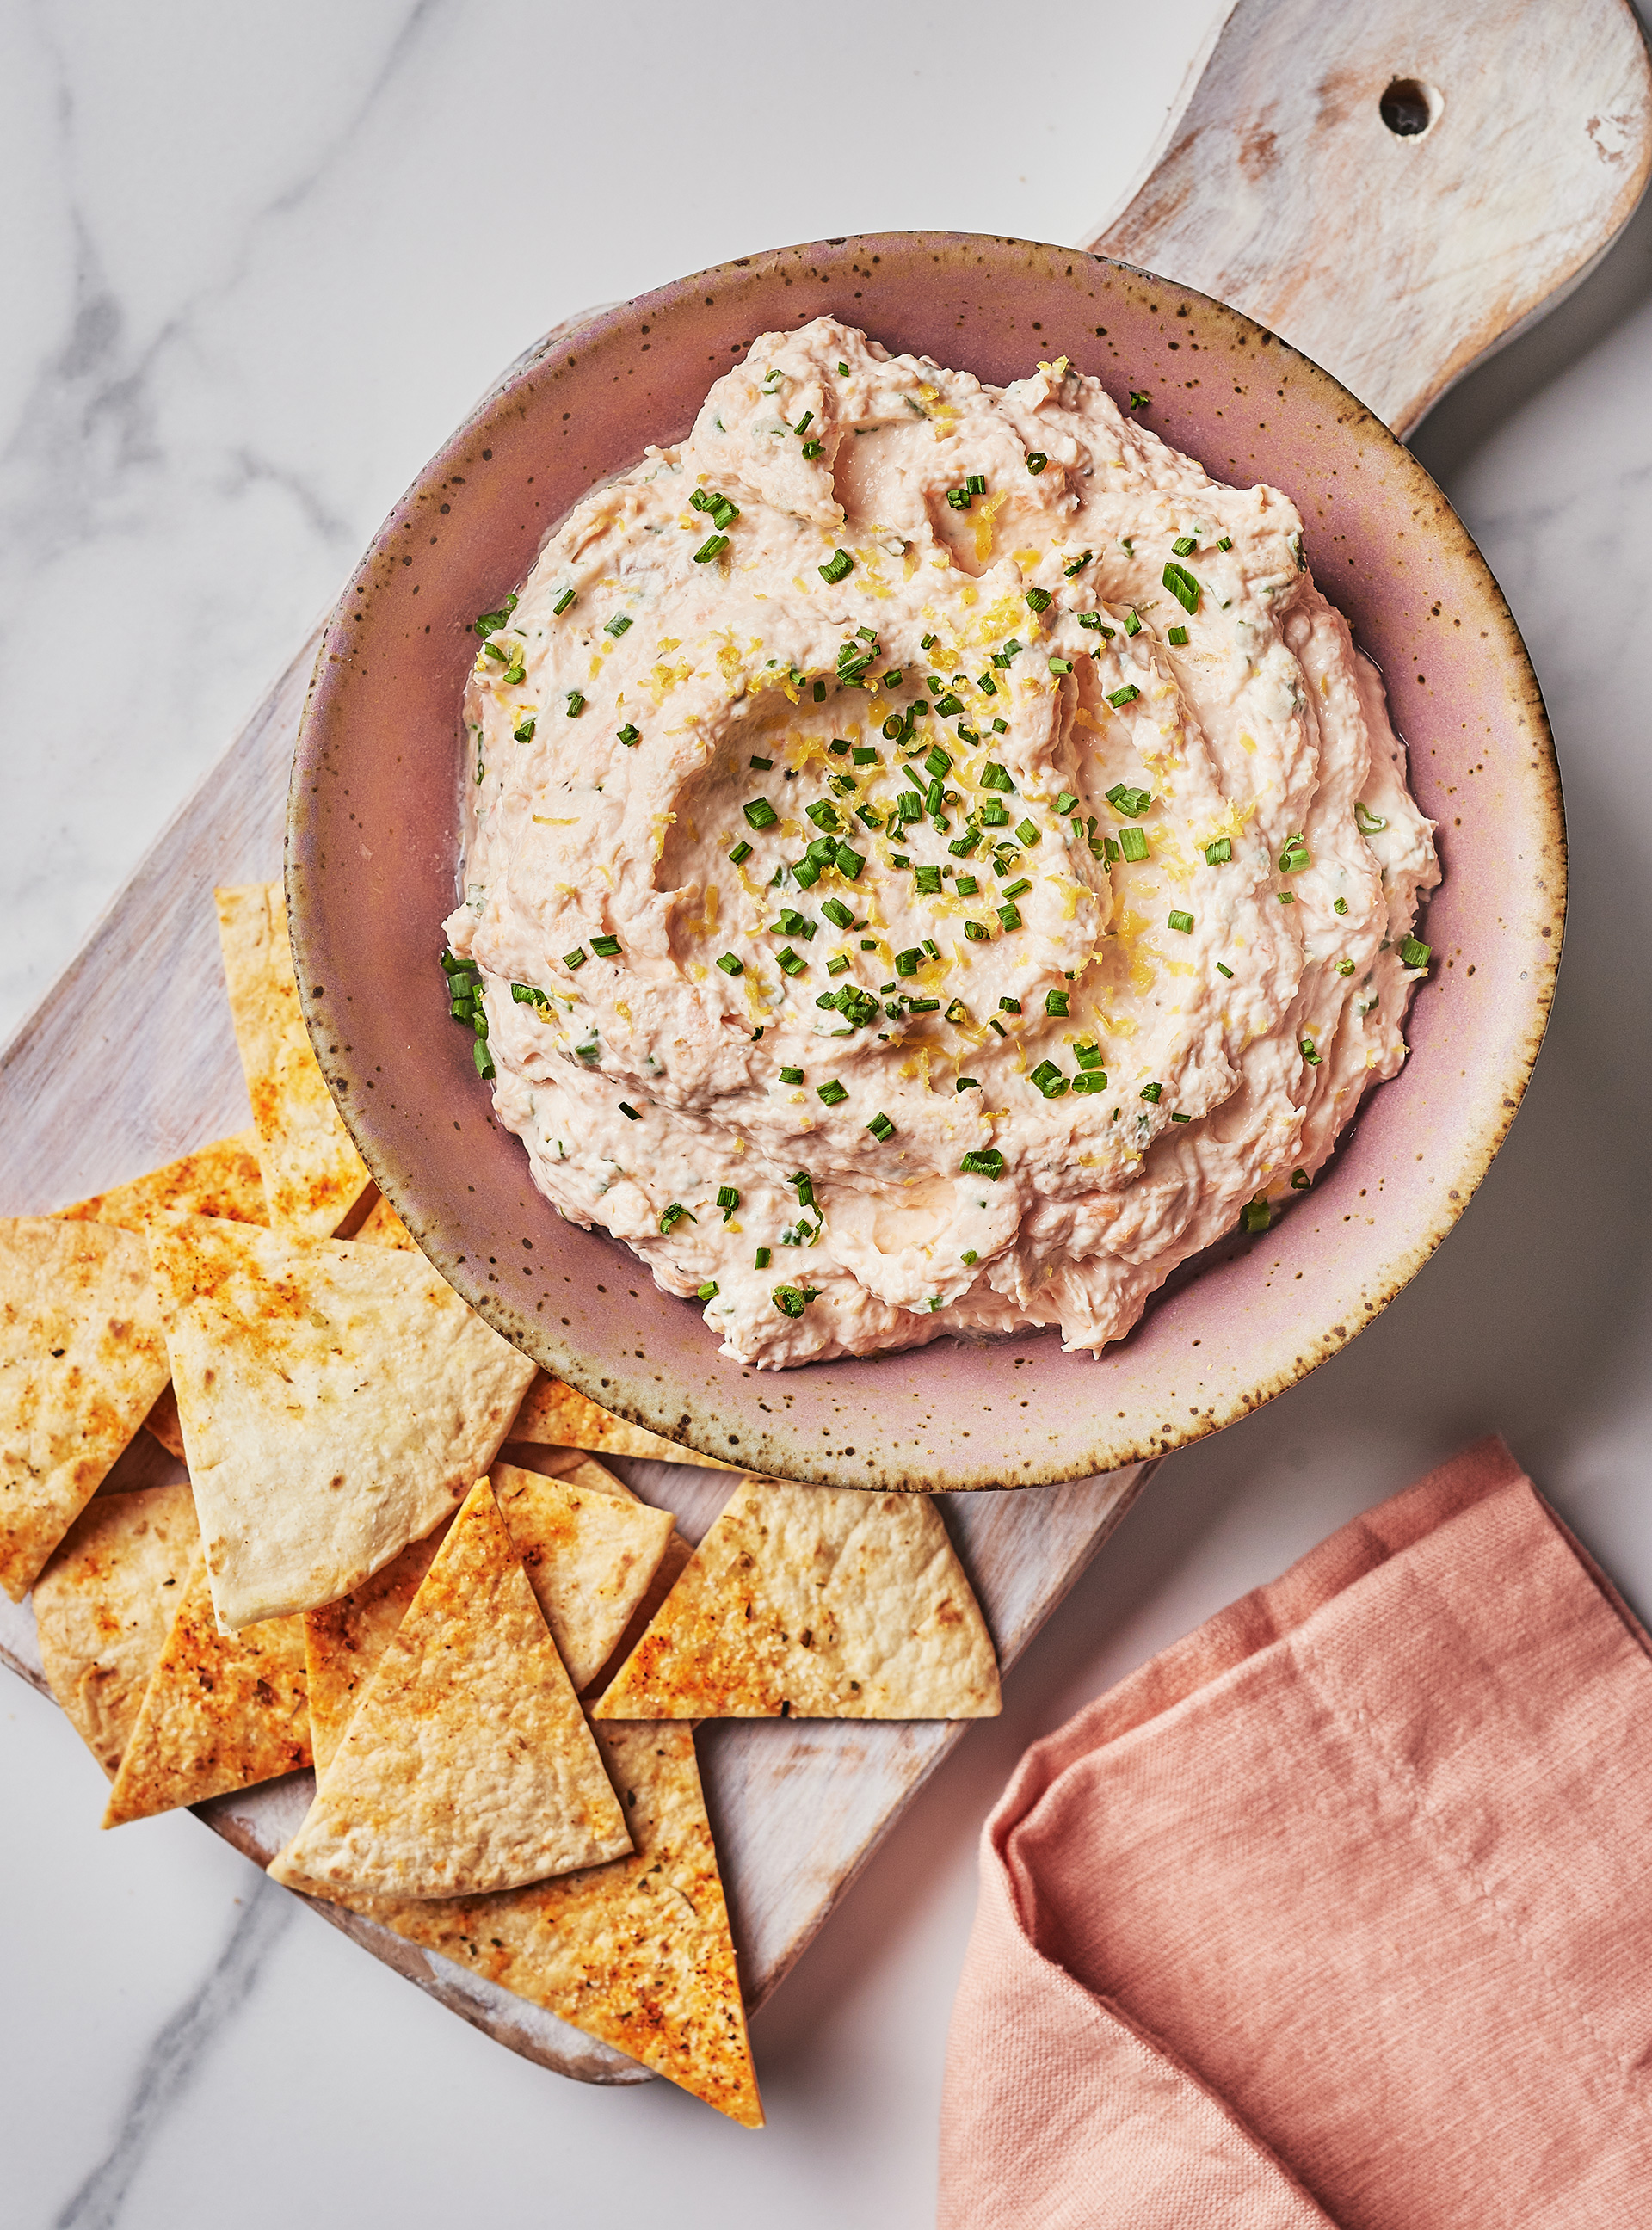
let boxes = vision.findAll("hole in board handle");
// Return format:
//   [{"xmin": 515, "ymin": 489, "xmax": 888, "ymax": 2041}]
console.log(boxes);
[{"xmin": 1380, "ymin": 78, "xmax": 1440, "ymax": 138}]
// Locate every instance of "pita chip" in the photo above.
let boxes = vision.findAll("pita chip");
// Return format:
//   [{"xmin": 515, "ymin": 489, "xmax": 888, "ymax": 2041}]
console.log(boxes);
[
  {"xmin": 303, "ymin": 1457, "xmax": 672, "ymax": 1768},
  {"xmin": 509, "ymin": 1372, "xmax": 738, "ymax": 1471},
  {"xmin": 354, "ymin": 1193, "xmax": 420, "ymax": 1253},
  {"xmin": 271, "ymin": 1477, "xmax": 631, "ymax": 1899},
  {"xmin": 0, "ymin": 1217, "xmax": 171, "ymax": 1601},
  {"xmin": 148, "ymin": 1217, "xmax": 537, "ymax": 1627},
  {"xmin": 54, "ymin": 1129, "xmax": 268, "ymax": 1461},
  {"xmin": 284, "ymin": 1721, "xmax": 762, "ymax": 2125},
  {"xmin": 55, "ymin": 1130, "xmax": 267, "ymax": 1234},
  {"xmin": 33, "ymin": 1483, "xmax": 200, "ymax": 1777},
  {"xmin": 215, "ymin": 882, "xmax": 371, "ymax": 1239},
  {"xmin": 102, "ymin": 1549, "xmax": 311, "ymax": 1825},
  {"xmin": 595, "ymin": 1480, "xmax": 1000, "ymax": 1721}
]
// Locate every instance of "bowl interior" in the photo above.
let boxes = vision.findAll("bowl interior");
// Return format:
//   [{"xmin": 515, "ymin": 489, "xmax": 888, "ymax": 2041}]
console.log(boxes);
[{"xmin": 288, "ymin": 232, "xmax": 1562, "ymax": 1488}]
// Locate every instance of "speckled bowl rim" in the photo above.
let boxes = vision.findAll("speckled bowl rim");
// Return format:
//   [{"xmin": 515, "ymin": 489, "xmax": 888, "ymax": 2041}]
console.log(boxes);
[{"xmin": 289, "ymin": 231, "xmax": 1563, "ymax": 1488}]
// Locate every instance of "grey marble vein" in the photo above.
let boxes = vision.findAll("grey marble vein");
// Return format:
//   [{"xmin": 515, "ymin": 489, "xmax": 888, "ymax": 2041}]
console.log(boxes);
[{"xmin": 51, "ymin": 1886, "xmax": 295, "ymax": 2230}]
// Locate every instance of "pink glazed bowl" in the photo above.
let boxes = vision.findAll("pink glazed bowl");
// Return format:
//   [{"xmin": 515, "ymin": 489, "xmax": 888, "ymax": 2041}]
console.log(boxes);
[{"xmin": 287, "ymin": 233, "xmax": 1563, "ymax": 1489}]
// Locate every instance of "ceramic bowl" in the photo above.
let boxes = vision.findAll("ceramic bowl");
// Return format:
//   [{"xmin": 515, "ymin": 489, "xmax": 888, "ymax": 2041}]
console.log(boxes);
[{"xmin": 288, "ymin": 232, "xmax": 1563, "ymax": 1488}]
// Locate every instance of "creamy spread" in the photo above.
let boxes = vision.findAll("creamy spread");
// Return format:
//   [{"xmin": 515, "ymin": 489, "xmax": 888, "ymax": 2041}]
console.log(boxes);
[{"xmin": 446, "ymin": 318, "xmax": 1439, "ymax": 1369}]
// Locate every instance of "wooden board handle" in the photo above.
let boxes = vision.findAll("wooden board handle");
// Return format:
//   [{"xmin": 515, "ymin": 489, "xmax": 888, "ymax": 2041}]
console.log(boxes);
[{"xmin": 1086, "ymin": 0, "xmax": 1652, "ymax": 435}]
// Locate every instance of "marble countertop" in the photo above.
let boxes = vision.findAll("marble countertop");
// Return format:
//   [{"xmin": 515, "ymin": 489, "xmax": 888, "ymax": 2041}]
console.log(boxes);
[{"xmin": 4, "ymin": 3, "xmax": 1651, "ymax": 2222}]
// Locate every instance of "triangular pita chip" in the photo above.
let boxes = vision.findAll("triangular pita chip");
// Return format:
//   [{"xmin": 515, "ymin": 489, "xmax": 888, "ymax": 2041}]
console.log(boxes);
[
  {"xmin": 55, "ymin": 1130, "xmax": 267, "ymax": 1233},
  {"xmin": 595, "ymin": 1481, "xmax": 1001, "ymax": 1720},
  {"xmin": 215, "ymin": 882, "xmax": 370, "ymax": 1238},
  {"xmin": 33, "ymin": 1483, "xmax": 200, "ymax": 1777},
  {"xmin": 303, "ymin": 1457, "xmax": 673, "ymax": 1766},
  {"xmin": 0, "ymin": 1217, "xmax": 171, "ymax": 1601},
  {"xmin": 102, "ymin": 1550, "xmax": 311, "ymax": 1825},
  {"xmin": 285, "ymin": 1721, "xmax": 761, "ymax": 2125},
  {"xmin": 509, "ymin": 1372, "xmax": 738, "ymax": 1470},
  {"xmin": 270, "ymin": 1477, "xmax": 631, "ymax": 1899},
  {"xmin": 53, "ymin": 1130, "xmax": 268, "ymax": 1460},
  {"xmin": 148, "ymin": 1217, "xmax": 537, "ymax": 1628},
  {"xmin": 354, "ymin": 1193, "xmax": 420, "ymax": 1252}
]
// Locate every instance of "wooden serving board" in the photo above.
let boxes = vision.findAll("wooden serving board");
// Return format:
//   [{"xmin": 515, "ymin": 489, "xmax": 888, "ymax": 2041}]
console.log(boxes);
[{"xmin": 3, "ymin": 0, "xmax": 1644, "ymax": 2089}]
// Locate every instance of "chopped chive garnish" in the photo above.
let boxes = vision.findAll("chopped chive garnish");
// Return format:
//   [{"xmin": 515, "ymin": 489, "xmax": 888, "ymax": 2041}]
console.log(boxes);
[
  {"xmin": 1002, "ymin": 878, "xmax": 1032, "ymax": 901},
  {"xmin": 620, "ymin": 1103, "xmax": 639, "ymax": 1119},
  {"xmin": 1106, "ymin": 684, "xmax": 1141, "ymax": 709},
  {"xmin": 961, "ymin": 1147, "xmax": 1006, "ymax": 1178},
  {"xmin": 991, "ymin": 718, "xmax": 1008, "ymax": 733},
  {"xmin": 510, "ymin": 982, "xmax": 546, "ymax": 1007},
  {"xmin": 1129, "ymin": 390, "xmax": 1150, "ymax": 410},
  {"xmin": 698, "ymin": 1280, "xmax": 719, "ymax": 1301},
  {"xmin": 716, "ymin": 952, "xmax": 743, "ymax": 976},
  {"xmin": 816, "ymin": 1079, "xmax": 848, "ymax": 1105},
  {"xmin": 957, "ymin": 1078, "xmax": 980, "ymax": 1093},
  {"xmin": 997, "ymin": 902, "xmax": 1022, "ymax": 931},
  {"xmin": 794, "ymin": 410, "xmax": 814, "ymax": 434},
  {"xmin": 1075, "ymin": 1042, "xmax": 1103, "ymax": 1070},
  {"xmin": 743, "ymin": 798, "xmax": 779, "ymax": 829},
  {"xmin": 805, "ymin": 800, "xmax": 841, "ymax": 832},
  {"xmin": 1205, "ymin": 837, "xmax": 1232, "ymax": 865},
  {"xmin": 1077, "ymin": 613, "xmax": 1113, "ymax": 636},
  {"xmin": 1123, "ymin": 608, "xmax": 1142, "ymax": 638},
  {"xmin": 802, "ymin": 440, "xmax": 822, "ymax": 460},
  {"xmin": 934, "ymin": 691, "xmax": 963, "ymax": 718},
  {"xmin": 780, "ymin": 1067, "xmax": 804, "ymax": 1084},
  {"xmin": 755, "ymin": 1246, "xmax": 772, "ymax": 1268},
  {"xmin": 1279, "ymin": 836, "xmax": 1311, "ymax": 872},
  {"xmin": 1242, "ymin": 1198, "xmax": 1272, "ymax": 1233},
  {"xmin": 819, "ymin": 549, "xmax": 854, "ymax": 584},
  {"xmin": 1399, "ymin": 935, "xmax": 1432, "ymax": 969},
  {"xmin": 565, "ymin": 690, "xmax": 586, "ymax": 717},
  {"xmin": 895, "ymin": 946, "xmax": 922, "ymax": 977},
  {"xmin": 1168, "ymin": 625, "xmax": 1188, "ymax": 646},
  {"xmin": 822, "ymin": 897, "xmax": 854, "ymax": 930},
  {"xmin": 1106, "ymin": 784, "xmax": 1152, "ymax": 815},
  {"xmin": 1217, "ymin": 536, "xmax": 1233, "ymax": 551},
  {"xmin": 474, "ymin": 594, "xmax": 518, "ymax": 636},
  {"xmin": 1279, "ymin": 892, "xmax": 1295, "ymax": 903},
  {"xmin": 502, "ymin": 659, "xmax": 526, "ymax": 686},
  {"xmin": 835, "ymin": 841, "xmax": 865, "ymax": 879},
  {"xmin": 837, "ymin": 360, "xmax": 849, "ymax": 375},
  {"xmin": 776, "ymin": 947, "xmax": 806, "ymax": 976},
  {"xmin": 1301, "ymin": 1038, "xmax": 1321, "ymax": 1065},
  {"xmin": 866, "ymin": 1111, "xmax": 895, "ymax": 1140},
  {"xmin": 514, "ymin": 717, "xmax": 536, "ymax": 742},
  {"xmin": 1025, "ymin": 587, "xmax": 1052, "ymax": 613},
  {"xmin": 1140, "ymin": 1081, "xmax": 1162, "ymax": 1103},
  {"xmin": 1030, "ymin": 1061, "xmax": 1066, "ymax": 1099},
  {"xmin": 980, "ymin": 761, "xmax": 1014, "ymax": 793},
  {"xmin": 1335, "ymin": 958, "xmax": 1356, "ymax": 976},
  {"xmin": 1170, "ymin": 1112, "xmax": 1190, "ymax": 1122},
  {"xmin": 966, "ymin": 473, "xmax": 987, "ymax": 496},
  {"xmin": 693, "ymin": 534, "xmax": 729, "ymax": 564},
  {"xmin": 604, "ymin": 613, "xmax": 632, "ymax": 638},
  {"xmin": 946, "ymin": 486, "xmax": 971, "ymax": 511},
  {"xmin": 773, "ymin": 1284, "xmax": 820, "ymax": 1316},
  {"xmin": 591, "ymin": 934, "xmax": 621, "ymax": 958},
  {"xmin": 750, "ymin": 755, "xmax": 774, "ymax": 770},
  {"xmin": 1064, "ymin": 550, "xmax": 1093, "ymax": 577},
  {"xmin": 1168, "ymin": 910, "xmax": 1193, "ymax": 933},
  {"xmin": 1014, "ymin": 819, "xmax": 1039, "ymax": 847},
  {"xmin": 564, "ymin": 947, "xmax": 587, "ymax": 970},
  {"xmin": 956, "ymin": 875, "xmax": 979, "ymax": 896},
  {"xmin": 1119, "ymin": 827, "xmax": 1149, "ymax": 863},
  {"xmin": 915, "ymin": 865, "xmax": 942, "ymax": 894},
  {"xmin": 1049, "ymin": 656, "xmax": 1073, "ymax": 675},
  {"xmin": 715, "ymin": 1186, "xmax": 740, "ymax": 1221},
  {"xmin": 1334, "ymin": 896, "xmax": 1348, "ymax": 915},
  {"xmin": 729, "ymin": 839, "xmax": 752, "ymax": 864},
  {"xmin": 553, "ymin": 588, "xmax": 576, "ymax": 615},
  {"xmin": 1291, "ymin": 1169, "xmax": 1310, "ymax": 1191},
  {"xmin": 1046, "ymin": 989, "xmax": 1069, "ymax": 1016},
  {"xmin": 617, "ymin": 722, "xmax": 640, "ymax": 747},
  {"xmin": 1171, "ymin": 534, "xmax": 1197, "ymax": 557},
  {"xmin": 658, "ymin": 1202, "xmax": 693, "ymax": 1234},
  {"xmin": 1217, "ymin": 961, "xmax": 1234, "ymax": 978},
  {"xmin": 473, "ymin": 1040, "xmax": 495, "ymax": 1079},
  {"xmin": 1355, "ymin": 802, "xmax": 1388, "ymax": 834},
  {"xmin": 925, "ymin": 745, "xmax": 952, "ymax": 779},
  {"xmin": 999, "ymin": 996, "xmax": 1022, "ymax": 1014},
  {"xmin": 1026, "ymin": 453, "xmax": 1048, "ymax": 475},
  {"xmin": 965, "ymin": 921, "xmax": 988, "ymax": 942}
]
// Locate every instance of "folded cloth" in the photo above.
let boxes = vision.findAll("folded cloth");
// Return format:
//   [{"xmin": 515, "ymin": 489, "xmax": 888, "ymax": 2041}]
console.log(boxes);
[{"xmin": 939, "ymin": 1437, "xmax": 1652, "ymax": 2228}]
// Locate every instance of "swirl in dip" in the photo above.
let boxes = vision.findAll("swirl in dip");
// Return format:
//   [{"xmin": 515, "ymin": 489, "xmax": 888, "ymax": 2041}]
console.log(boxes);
[{"xmin": 446, "ymin": 318, "xmax": 1439, "ymax": 1369}]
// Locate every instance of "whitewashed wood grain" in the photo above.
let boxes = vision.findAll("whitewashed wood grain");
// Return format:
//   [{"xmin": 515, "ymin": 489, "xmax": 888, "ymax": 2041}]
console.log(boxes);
[{"xmin": 1087, "ymin": 0, "xmax": 1652, "ymax": 435}]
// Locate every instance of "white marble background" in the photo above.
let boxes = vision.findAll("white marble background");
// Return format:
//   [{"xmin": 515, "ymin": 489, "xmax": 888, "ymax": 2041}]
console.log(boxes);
[{"xmin": 3, "ymin": 2, "xmax": 1651, "ymax": 2223}]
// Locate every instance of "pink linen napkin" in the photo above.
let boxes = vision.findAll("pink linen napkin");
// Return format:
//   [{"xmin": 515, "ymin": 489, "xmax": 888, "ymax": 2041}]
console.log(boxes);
[{"xmin": 939, "ymin": 1437, "xmax": 1652, "ymax": 2228}]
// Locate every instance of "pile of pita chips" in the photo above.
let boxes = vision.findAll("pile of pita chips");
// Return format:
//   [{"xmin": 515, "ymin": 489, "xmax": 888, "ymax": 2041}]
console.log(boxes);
[
  {"xmin": 595, "ymin": 1480, "xmax": 1001, "ymax": 1721},
  {"xmin": 268, "ymin": 1466, "xmax": 758, "ymax": 2122},
  {"xmin": 0, "ymin": 1218, "xmax": 172, "ymax": 1601},
  {"xmin": 102, "ymin": 1553, "xmax": 311, "ymax": 1825},
  {"xmin": 271, "ymin": 1476, "xmax": 632, "ymax": 1900},
  {"xmin": 33, "ymin": 1483, "xmax": 200, "ymax": 1777},
  {"xmin": 148, "ymin": 1216, "xmax": 536, "ymax": 1628},
  {"xmin": 215, "ymin": 882, "xmax": 370, "ymax": 1240}
]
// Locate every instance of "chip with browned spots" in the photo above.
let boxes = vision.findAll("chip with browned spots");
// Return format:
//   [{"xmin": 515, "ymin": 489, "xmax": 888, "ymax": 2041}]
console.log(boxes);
[
  {"xmin": 215, "ymin": 883, "xmax": 371, "ymax": 1240},
  {"xmin": 270, "ymin": 1477, "xmax": 631, "ymax": 1900},
  {"xmin": 0, "ymin": 1217, "xmax": 172, "ymax": 1602},
  {"xmin": 33, "ymin": 1482, "xmax": 200, "ymax": 1777},
  {"xmin": 54, "ymin": 1130, "xmax": 267, "ymax": 1233},
  {"xmin": 354, "ymin": 1192, "xmax": 420, "ymax": 1252},
  {"xmin": 102, "ymin": 1549, "xmax": 311, "ymax": 1825},
  {"xmin": 285, "ymin": 1721, "xmax": 761, "ymax": 2125},
  {"xmin": 303, "ymin": 1457, "xmax": 673, "ymax": 1768},
  {"xmin": 595, "ymin": 1479, "xmax": 1001, "ymax": 1721},
  {"xmin": 509, "ymin": 1371, "xmax": 739, "ymax": 1470},
  {"xmin": 148, "ymin": 1216, "xmax": 537, "ymax": 1629}
]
